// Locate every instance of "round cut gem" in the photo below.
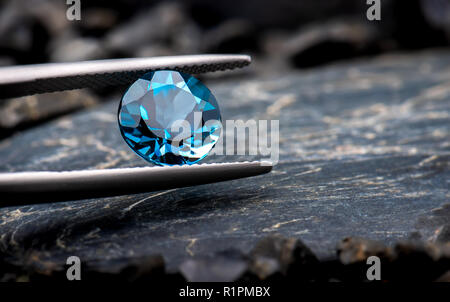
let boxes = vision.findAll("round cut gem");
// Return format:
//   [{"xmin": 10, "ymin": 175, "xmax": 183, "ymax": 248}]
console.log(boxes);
[{"xmin": 118, "ymin": 70, "xmax": 221, "ymax": 166}]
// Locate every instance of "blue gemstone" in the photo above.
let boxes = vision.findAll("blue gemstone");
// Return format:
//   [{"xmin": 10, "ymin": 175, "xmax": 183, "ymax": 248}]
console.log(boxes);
[{"xmin": 118, "ymin": 70, "xmax": 222, "ymax": 166}]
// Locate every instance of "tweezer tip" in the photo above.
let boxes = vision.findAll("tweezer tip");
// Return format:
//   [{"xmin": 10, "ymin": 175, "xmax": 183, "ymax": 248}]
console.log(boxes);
[
  {"xmin": 239, "ymin": 54, "xmax": 252, "ymax": 63},
  {"xmin": 258, "ymin": 160, "xmax": 273, "ymax": 167},
  {"xmin": 201, "ymin": 160, "xmax": 273, "ymax": 172}
]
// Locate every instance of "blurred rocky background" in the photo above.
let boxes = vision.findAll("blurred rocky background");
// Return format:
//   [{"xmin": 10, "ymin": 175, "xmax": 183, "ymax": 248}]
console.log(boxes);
[
  {"xmin": 1, "ymin": 0, "xmax": 450, "ymax": 66},
  {"xmin": 0, "ymin": 0, "xmax": 450, "ymax": 138}
]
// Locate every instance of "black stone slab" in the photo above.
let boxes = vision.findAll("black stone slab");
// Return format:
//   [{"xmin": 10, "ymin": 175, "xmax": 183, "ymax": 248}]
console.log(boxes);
[{"xmin": 0, "ymin": 50, "xmax": 449, "ymax": 273}]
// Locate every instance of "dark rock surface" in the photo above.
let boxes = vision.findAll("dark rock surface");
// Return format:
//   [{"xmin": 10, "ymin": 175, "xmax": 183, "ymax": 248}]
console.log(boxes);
[
  {"xmin": 0, "ymin": 50, "xmax": 449, "ymax": 280},
  {"xmin": 0, "ymin": 90, "xmax": 99, "ymax": 139},
  {"xmin": 247, "ymin": 234, "xmax": 319, "ymax": 281}
]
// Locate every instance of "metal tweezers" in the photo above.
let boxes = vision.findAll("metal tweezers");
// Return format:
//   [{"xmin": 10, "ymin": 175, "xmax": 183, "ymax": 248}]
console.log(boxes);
[{"xmin": 0, "ymin": 54, "xmax": 272, "ymax": 205}]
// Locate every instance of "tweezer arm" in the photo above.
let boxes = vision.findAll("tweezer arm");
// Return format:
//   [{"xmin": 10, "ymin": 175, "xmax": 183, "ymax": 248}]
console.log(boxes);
[
  {"xmin": 0, "ymin": 54, "xmax": 251, "ymax": 99},
  {"xmin": 0, "ymin": 162, "xmax": 272, "ymax": 206},
  {"xmin": 0, "ymin": 54, "xmax": 262, "ymax": 206}
]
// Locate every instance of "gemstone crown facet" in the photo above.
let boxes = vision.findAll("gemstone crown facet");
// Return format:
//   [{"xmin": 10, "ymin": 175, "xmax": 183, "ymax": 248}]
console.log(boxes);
[{"xmin": 118, "ymin": 70, "xmax": 221, "ymax": 166}]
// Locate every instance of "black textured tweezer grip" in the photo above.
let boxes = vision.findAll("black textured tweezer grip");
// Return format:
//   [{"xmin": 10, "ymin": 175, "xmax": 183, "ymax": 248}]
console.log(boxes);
[{"xmin": 0, "ymin": 55, "xmax": 251, "ymax": 99}]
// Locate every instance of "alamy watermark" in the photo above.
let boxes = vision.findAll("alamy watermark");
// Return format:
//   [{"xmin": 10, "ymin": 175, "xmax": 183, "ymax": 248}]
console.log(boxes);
[
  {"xmin": 167, "ymin": 113, "xmax": 279, "ymax": 165},
  {"xmin": 366, "ymin": 0, "xmax": 381, "ymax": 21},
  {"xmin": 65, "ymin": 255, "xmax": 381, "ymax": 281},
  {"xmin": 66, "ymin": 0, "xmax": 81, "ymax": 21},
  {"xmin": 66, "ymin": 1, "xmax": 381, "ymax": 22},
  {"xmin": 66, "ymin": 256, "xmax": 81, "ymax": 280},
  {"xmin": 366, "ymin": 256, "xmax": 381, "ymax": 280}
]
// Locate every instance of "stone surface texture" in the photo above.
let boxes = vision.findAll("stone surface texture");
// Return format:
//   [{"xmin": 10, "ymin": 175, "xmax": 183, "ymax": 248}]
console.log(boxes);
[{"xmin": 0, "ymin": 50, "xmax": 449, "ymax": 278}]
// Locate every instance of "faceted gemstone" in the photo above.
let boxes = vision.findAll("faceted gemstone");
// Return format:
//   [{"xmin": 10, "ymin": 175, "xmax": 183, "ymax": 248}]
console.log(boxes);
[{"xmin": 118, "ymin": 70, "xmax": 222, "ymax": 166}]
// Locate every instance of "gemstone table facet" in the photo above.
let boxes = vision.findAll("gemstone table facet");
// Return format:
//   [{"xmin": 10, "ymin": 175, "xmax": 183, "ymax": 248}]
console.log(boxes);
[{"xmin": 118, "ymin": 70, "xmax": 221, "ymax": 166}]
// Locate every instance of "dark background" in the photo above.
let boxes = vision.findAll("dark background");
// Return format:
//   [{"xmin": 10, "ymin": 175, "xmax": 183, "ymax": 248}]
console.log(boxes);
[{"xmin": 1, "ymin": 0, "xmax": 450, "ymax": 66}]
